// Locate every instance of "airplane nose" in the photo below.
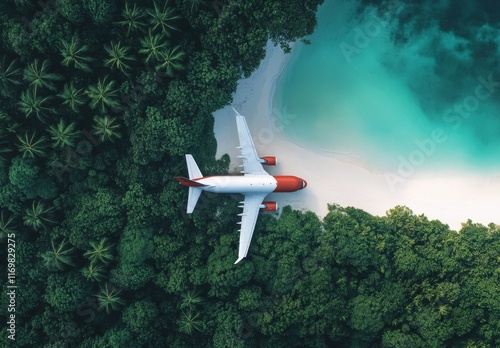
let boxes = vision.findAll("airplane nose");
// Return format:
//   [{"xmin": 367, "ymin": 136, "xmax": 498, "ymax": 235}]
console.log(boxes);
[{"xmin": 302, "ymin": 180, "xmax": 307, "ymax": 189}]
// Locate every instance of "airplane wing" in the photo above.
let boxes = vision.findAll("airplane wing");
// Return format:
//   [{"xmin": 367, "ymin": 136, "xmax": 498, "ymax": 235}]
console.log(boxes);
[
  {"xmin": 234, "ymin": 109, "xmax": 268, "ymax": 176},
  {"xmin": 234, "ymin": 192, "xmax": 267, "ymax": 264}
]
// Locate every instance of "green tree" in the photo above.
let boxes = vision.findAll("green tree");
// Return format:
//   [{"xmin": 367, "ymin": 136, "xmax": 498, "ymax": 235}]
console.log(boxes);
[
  {"xmin": 56, "ymin": 0, "xmax": 86, "ymax": 24},
  {"xmin": 57, "ymin": 81, "xmax": 86, "ymax": 112},
  {"xmin": 12, "ymin": 0, "xmax": 35, "ymax": 10},
  {"xmin": 261, "ymin": 1, "xmax": 324, "ymax": 53},
  {"xmin": 8, "ymin": 156, "xmax": 39, "ymax": 192},
  {"xmin": 146, "ymin": 1, "xmax": 181, "ymax": 35},
  {"xmin": 23, "ymin": 200, "xmax": 55, "ymax": 231},
  {"xmin": 104, "ymin": 41, "xmax": 136, "ymax": 76},
  {"xmin": 7, "ymin": 156, "xmax": 56, "ymax": 200},
  {"xmin": 4, "ymin": 20, "xmax": 32, "ymax": 61},
  {"xmin": 122, "ymin": 300, "xmax": 159, "ymax": 333},
  {"xmin": 139, "ymin": 30, "xmax": 168, "ymax": 64},
  {"xmin": 0, "ymin": 56, "xmax": 21, "ymax": 97},
  {"xmin": 92, "ymin": 115, "xmax": 121, "ymax": 142},
  {"xmin": 188, "ymin": 0, "xmax": 207, "ymax": 13},
  {"xmin": 178, "ymin": 310, "xmax": 203, "ymax": 335},
  {"xmin": 16, "ymin": 132, "xmax": 47, "ymax": 158},
  {"xmin": 129, "ymin": 106, "xmax": 192, "ymax": 164},
  {"xmin": 210, "ymin": 303, "xmax": 245, "ymax": 347},
  {"xmin": 180, "ymin": 289, "xmax": 203, "ymax": 312},
  {"xmin": 84, "ymin": 238, "xmax": 114, "ymax": 265},
  {"xmin": 29, "ymin": 9, "xmax": 73, "ymax": 54},
  {"xmin": 48, "ymin": 119, "xmax": 80, "ymax": 148},
  {"xmin": 18, "ymin": 89, "xmax": 53, "ymax": 120},
  {"xmin": 84, "ymin": 0, "xmax": 117, "ymax": 26},
  {"xmin": 117, "ymin": 2, "xmax": 147, "ymax": 36},
  {"xmin": 41, "ymin": 239, "xmax": 75, "ymax": 271},
  {"xmin": 59, "ymin": 35, "xmax": 93, "ymax": 72},
  {"xmin": 81, "ymin": 262, "xmax": 107, "ymax": 282},
  {"xmin": 0, "ymin": 210, "xmax": 15, "ymax": 241},
  {"xmin": 111, "ymin": 262, "xmax": 155, "ymax": 291},
  {"xmin": 96, "ymin": 283, "xmax": 125, "ymax": 314},
  {"xmin": 67, "ymin": 186, "xmax": 124, "ymax": 248},
  {"xmin": 207, "ymin": 234, "xmax": 254, "ymax": 297},
  {"xmin": 44, "ymin": 272, "xmax": 90, "ymax": 312},
  {"xmin": 23, "ymin": 59, "xmax": 63, "ymax": 92},
  {"xmin": 86, "ymin": 77, "xmax": 120, "ymax": 112},
  {"xmin": 156, "ymin": 45, "xmax": 185, "ymax": 76}
]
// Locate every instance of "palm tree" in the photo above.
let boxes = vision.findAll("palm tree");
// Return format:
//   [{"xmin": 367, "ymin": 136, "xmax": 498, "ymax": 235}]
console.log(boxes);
[
  {"xmin": 104, "ymin": 41, "xmax": 135, "ymax": 76},
  {"xmin": 48, "ymin": 119, "xmax": 79, "ymax": 148},
  {"xmin": 59, "ymin": 35, "xmax": 93, "ymax": 72},
  {"xmin": 18, "ymin": 89, "xmax": 53, "ymax": 120},
  {"xmin": 6, "ymin": 121, "xmax": 21, "ymax": 134},
  {"xmin": 16, "ymin": 132, "xmax": 47, "ymax": 158},
  {"xmin": 14, "ymin": 0, "xmax": 34, "ymax": 10},
  {"xmin": 92, "ymin": 115, "xmax": 121, "ymax": 142},
  {"xmin": 0, "ymin": 56, "xmax": 21, "ymax": 96},
  {"xmin": 57, "ymin": 82, "xmax": 86, "ymax": 113},
  {"xmin": 117, "ymin": 2, "xmax": 147, "ymax": 36},
  {"xmin": 189, "ymin": 0, "xmax": 207, "ymax": 13},
  {"xmin": 156, "ymin": 45, "xmax": 185, "ymax": 77},
  {"xmin": 139, "ymin": 30, "xmax": 168, "ymax": 64},
  {"xmin": 96, "ymin": 283, "xmax": 125, "ymax": 314},
  {"xmin": 86, "ymin": 77, "xmax": 120, "ymax": 112},
  {"xmin": 46, "ymin": 152, "xmax": 65, "ymax": 172},
  {"xmin": 147, "ymin": 1, "xmax": 181, "ymax": 36},
  {"xmin": 0, "ymin": 211, "xmax": 15, "ymax": 242},
  {"xmin": 23, "ymin": 201, "xmax": 54, "ymax": 231},
  {"xmin": 438, "ymin": 304, "xmax": 451, "ymax": 317},
  {"xmin": 180, "ymin": 289, "xmax": 203, "ymax": 312},
  {"xmin": 0, "ymin": 147, "xmax": 12, "ymax": 167},
  {"xmin": 84, "ymin": 238, "xmax": 114, "ymax": 265},
  {"xmin": 23, "ymin": 59, "xmax": 63, "ymax": 92},
  {"xmin": 178, "ymin": 310, "xmax": 203, "ymax": 334},
  {"xmin": 0, "ymin": 126, "xmax": 12, "ymax": 166},
  {"xmin": 81, "ymin": 262, "xmax": 106, "ymax": 282},
  {"xmin": 41, "ymin": 239, "xmax": 75, "ymax": 271}
]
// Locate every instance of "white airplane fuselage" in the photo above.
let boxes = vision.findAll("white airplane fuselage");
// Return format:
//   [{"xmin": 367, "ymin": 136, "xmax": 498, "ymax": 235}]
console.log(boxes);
[
  {"xmin": 197, "ymin": 175, "xmax": 277, "ymax": 194},
  {"xmin": 177, "ymin": 174, "xmax": 307, "ymax": 195}
]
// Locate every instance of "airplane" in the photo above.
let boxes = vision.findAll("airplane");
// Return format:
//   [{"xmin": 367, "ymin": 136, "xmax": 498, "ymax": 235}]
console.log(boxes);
[{"xmin": 175, "ymin": 109, "xmax": 307, "ymax": 264}]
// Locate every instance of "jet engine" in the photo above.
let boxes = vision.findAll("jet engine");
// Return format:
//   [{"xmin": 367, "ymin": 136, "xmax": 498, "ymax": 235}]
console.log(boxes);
[
  {"xmin": 259, "ymin": 156, "xmax": 277, "ymax": 166},
  {"xmin": 260, "ymin": 201, "xmax": 278, "ymax": 211}
]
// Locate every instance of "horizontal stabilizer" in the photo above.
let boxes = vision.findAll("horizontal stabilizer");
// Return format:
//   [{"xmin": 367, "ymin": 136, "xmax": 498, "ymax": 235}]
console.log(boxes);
[{"xmin": 187, "ymin": 187, "xmax": 202, "ymax": 214}]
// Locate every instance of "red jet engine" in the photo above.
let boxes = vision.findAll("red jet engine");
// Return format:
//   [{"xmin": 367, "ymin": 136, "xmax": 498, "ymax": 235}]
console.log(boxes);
[
  {"xmin": 260, "ymin": 201, "xmax": 278, "ymax": 211},
  {"xmin": 260, "ymin": 156, "xmax": 277, "ymax": 166}
]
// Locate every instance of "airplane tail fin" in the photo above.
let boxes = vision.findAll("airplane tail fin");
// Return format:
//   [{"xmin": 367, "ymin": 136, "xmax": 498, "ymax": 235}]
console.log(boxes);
[
  {"xmin": 186, "ymin": 154, "xmax": 202, "ymax": 179},
  {"xmin": 183, "ymin": 155, "xmax": 203, "ymax": 213}
]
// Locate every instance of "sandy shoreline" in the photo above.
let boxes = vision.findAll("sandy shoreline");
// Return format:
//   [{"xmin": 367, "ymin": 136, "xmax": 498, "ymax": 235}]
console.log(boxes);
[{"xmin": 213, "ymin": 41, "xmax": 500, "ymax": 231}]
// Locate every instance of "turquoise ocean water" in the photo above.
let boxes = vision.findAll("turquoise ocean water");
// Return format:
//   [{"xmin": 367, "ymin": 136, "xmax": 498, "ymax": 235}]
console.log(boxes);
[{"xmin": 273, "ymin": 0, "xmax": 500, "ymax": 173}]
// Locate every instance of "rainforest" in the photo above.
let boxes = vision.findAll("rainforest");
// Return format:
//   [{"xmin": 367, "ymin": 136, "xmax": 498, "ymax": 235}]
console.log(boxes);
[{"xmin": 0, "ymin": 0, "xmax": 499, "ymax": 347}]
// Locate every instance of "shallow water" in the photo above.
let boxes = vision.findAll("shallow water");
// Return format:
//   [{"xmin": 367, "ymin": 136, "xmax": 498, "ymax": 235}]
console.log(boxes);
[{"xmin": 273, "ymin": 0, "xmax": 500, "ymax": 174}]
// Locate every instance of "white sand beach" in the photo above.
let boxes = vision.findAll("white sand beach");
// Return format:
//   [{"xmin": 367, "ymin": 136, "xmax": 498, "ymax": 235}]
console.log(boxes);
[{"xmin": 213, "ymin": 41, "xmax": 500, "ymax": 231}]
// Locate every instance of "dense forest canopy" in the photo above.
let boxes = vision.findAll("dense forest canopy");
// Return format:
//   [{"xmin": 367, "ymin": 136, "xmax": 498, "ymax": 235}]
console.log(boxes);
[{"xmin": 0, "ymin": 0, "xmax": 499, "ymax": 347}]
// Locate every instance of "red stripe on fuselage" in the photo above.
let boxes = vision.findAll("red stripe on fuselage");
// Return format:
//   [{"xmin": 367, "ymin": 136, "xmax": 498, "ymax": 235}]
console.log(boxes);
[{"xmin": 175, "ymin": 176, "xmax": 206, "ymax": 187}]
